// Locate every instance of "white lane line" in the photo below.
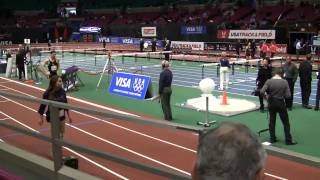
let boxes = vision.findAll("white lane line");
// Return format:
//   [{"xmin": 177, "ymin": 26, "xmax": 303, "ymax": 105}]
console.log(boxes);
[
  {"xmin": 0, "ymin": 84, "xmax": 197, "ymax": 153},
  {"xmin": 265, "ymin": 173, "xmax": 288, "ymax": 180},
  {"xmin": 63, "ymin": 147, "xmax": 129, "ymax": 180},
  {"xmin": 0, "ymin": 110, "xmax": 128, "ymax": 180},
  {"xmin": 0, "ymin": 81, "xmax": 11, "ymax": 84},
  {"xmin": 0, "ymin": 117, "xmax": 10, "ymax": 121},
  {"xmin": 74, "ymin": 111, "xmax": 197, "ymax": 153},
  {"xmin": 0, "ymin": 100, "xmax": 9, "ymax": 103},
  {"xmin": 68, "ymin": 124, "xmax": 191, "ymax": 176},
  {"xmin": 0, "ymin": 77, "xmax": 139, "ymax": 117},
  {"xmin": 1, "ymin": 93, "xmax": 192, "ymax": 176}
]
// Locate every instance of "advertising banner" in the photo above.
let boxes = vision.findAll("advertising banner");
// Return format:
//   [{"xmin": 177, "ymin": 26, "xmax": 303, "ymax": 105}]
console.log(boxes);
[
  {"xmin": 109, "ymin": 72, "xmax": 151, "ymax": 100},
  {"xmin": 181, "ymin": 26, "xmax": 207, "ymax": 34},
  {"xmin": 217, "ymin": 30, "xmax": 276, "ymax": 39},
  {"xmin": 141, "ymin": 27, "xmax": 157, "ymax": 37},
  {"xmin": 171, "ymin": 41, "xmax": 204, "ymax": 51}
]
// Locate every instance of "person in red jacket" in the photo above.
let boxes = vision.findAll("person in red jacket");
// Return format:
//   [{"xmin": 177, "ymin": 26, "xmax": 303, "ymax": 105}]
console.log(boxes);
[
  {"xmin": 269, "ymin": 40, "xmax": 278, "ymax": 58},
  {"xmin": 261, "ymin": 42, "xmax": 268, "ymax": 59}
]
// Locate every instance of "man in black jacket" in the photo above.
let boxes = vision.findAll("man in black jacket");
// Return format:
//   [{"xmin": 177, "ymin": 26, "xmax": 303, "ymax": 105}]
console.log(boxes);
[
  {"xmin": 16, "ymin": 48, "xmax": 26, "ymax": 81},
  {"xmin": 299, "ymin": 54, "xmax": 313, "ymax": 109},
  {"xmin": 159, "ymin": 60, "xmax": 173, "ymax": 121},
  {"xmin": 260, "ymin": 68, "xmax": 297, "ymax": 145},
  {"xmin": 256, "ymin": 59, "xmax": 272, "ymax": 112},
  {"xmin": 283, "ymin": 57, "xmax": 298, "ymax": 110}
]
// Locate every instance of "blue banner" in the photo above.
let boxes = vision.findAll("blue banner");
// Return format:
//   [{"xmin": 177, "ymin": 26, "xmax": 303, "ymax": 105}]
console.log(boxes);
[
  {"xmin": 181, "ymin": 26, "xmax": 207, "ymax": 34},
  {"xmin": 109, "ymin": 72, "xmax": 151, "ymax": 100},
  {"xmin": 97, "ymin": 36, "xmax": 164, "ymax": 47}
]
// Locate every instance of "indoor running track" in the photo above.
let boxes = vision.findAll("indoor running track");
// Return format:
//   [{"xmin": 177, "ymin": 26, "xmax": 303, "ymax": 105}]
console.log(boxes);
[{"xmin": 0, "ymin": 77, "xmax": 319, "ymax": 180}]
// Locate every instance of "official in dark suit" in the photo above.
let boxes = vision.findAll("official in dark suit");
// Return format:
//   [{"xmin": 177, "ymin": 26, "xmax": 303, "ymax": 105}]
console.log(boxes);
[
  {"xmin": 282, "ymin": 58, "xmax": 298, "ymax": 110},
  {"xmin": 16, "ymin": 49, "xmax": 26, "ymax": 81},
  {"xmin": 299, "ymin": 54, "xmax": 313, "ymax": 109},
  {"xmin": 260, "ymin": 68, "xmax": 297, "ymax": 145},
  {"xmin": 256, "ymin": 59, "xmax": 272, "ymax": 112},
  {"xmin": 159, "ymin": 60, "xmax": 173, "ymax": 121}
]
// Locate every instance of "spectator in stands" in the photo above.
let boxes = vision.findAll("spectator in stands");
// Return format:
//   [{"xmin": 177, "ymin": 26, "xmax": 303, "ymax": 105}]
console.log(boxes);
[
  {"xmin": 102, "ymin": 39, "xmax": 106, "ymax": 49},
  {"xmin": 295, "ymin": 39, "xmax": 304, "ymax": 59},
  {"xmin": 235, "ymin": 40, "xmax": 242, "ymax": 58},
  {"xmin": 261, "ymin": 42, "xmax": 268, "ymax": 59},
  {"xmin": 140, "ymin": 38, "xmax": 144, "ymax": 52},
  {"xmin": 38, "ymin": 75, "xmax": 72, "ymax": 138},
  {"xmin": 16, "ymin": 47, "xmax": 26, "ymax": 81},
  {"xmin": 193, "ymin": 122, "xmax": 266, "ymax": 180},
  {"xmin": 152, "ymin": 38, "xmax": 157, "ymax": 52},
  {"xmin": 270, "ymin": 40, "xmax": 278, "ymax": 58},
  {"xmin": 43, "ymin": 51, "xmax": 60, "ymax": 78},
  {"xmin": 219, "ymin": 52, "xmax": 230, "ymax": 90},
  {"xmin": 299, "ymin": 54, "xmax": 313, "ymax": 109},
  {"xmin": 245, "ymin": 41, "xmax": 252, "ymax": 60},
  {"xmin": 256, "ymin": 59, "xmax": 272, "ymax": 112},
  {"xmin": 260, "ymin": 68, "xmax": 297, "ymax": 145},
  {"xmin": 164, "ymin": 39, "xmax": 171, "ymax": 61},
  {"xmin": 251, "ymin": 40, "xmax": 256, "ymax": 59},
  {"xmin": 159, "ymin": 60, "xmax": 173, "ymax": 121},
  {"xmin": 283, "ymin": 57, "xmax": 298, "ymax": 111},
  {"xmin": 315, "ymin": 67, "xmax": 320, "ymax": 111}
]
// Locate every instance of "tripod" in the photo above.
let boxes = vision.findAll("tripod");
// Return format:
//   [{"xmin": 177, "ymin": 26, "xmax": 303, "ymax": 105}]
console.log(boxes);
[{"xmin": 96, "ymin": 53, "xmax": 118, "ymax": 89}]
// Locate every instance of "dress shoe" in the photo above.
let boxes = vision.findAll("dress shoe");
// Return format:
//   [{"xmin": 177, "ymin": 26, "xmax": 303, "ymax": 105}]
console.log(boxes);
[
  {"xmin": 303, "ymin": 105, "xmax": 312, "ymax": 109},
  {"xmin": 287, "ymin": 107, "xmax": 292, "ymax": 111},
  {"xmin": 315, "ymin": 107, "xmax": 319, "ymax": 111},
  {"xmin": 286, "ymin": 141, "xmax": 298, "ymax": 145},
  {"xmin": 270, "ymin": 139, "xmax": 278, "ymax": 143}
]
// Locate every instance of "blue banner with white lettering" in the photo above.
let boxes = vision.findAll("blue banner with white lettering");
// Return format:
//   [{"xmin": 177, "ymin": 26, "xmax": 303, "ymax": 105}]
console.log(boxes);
[
  {"xmin": 97, "ymin": 36, "xmax": 164, "ymax": 47},
  {"xmin": 181, "ymin": 26, "xmax": 207, "ymax": 34},
  {"xmin": 109, "ymin": 72, "xmax": 151, "ymax": 100}
]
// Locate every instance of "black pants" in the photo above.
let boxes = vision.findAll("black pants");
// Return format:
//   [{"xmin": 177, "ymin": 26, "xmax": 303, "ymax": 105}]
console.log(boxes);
[
  {"xmin": 270, "ymin": 53, "xmax": 275, "ymax": 58},
  {"xmin": 268, "ymin": 98, "xmax": 293, "ymax": 143},
  {"xmin": 300, "ymin": 80, "xmax": 311, "ymax": 106},
  {"xmin": 17, "ymin": 64, "xmax": 25, "ymax": 80},
  {"xmin": 164, "ymin": 53, "xmax": 170, "ymax": 61},
  {"xmin": 259, "ymin": 94, "xmax": 264, "ymax": 109},
  {"xmin": 315, "ymin": 80, "xmax": 320, "ymax": 109},
  {"xmin": 161, "ymin": 87, "xmax": 172, "ymax": 120},
  {"xmin": 285, "ymin": 78, "xmax": 295, "ymax": 108}
]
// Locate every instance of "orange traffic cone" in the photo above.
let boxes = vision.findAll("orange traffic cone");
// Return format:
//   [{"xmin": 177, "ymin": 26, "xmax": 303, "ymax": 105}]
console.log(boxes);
[{"xmin": 220, "ymin": 90, "xmax": 229, "ymax": 105}]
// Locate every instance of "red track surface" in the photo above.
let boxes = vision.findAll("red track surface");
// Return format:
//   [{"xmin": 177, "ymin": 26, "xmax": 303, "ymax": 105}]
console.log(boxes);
[{"xmin": 0, "ymin": 77, "xmax": 319, "ymax": 180}]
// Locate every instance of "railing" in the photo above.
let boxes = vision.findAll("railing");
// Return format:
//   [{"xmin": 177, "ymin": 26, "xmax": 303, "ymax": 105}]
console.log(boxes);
[{"xmin": 0, "ymin": 90, "xmax": 203, "ymax": 179}]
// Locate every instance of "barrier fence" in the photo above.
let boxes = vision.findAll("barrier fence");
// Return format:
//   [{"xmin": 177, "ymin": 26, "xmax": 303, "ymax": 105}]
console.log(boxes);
[{"xmin": 0, "ymin": 90, "xmax": 202, "ymax": 179}]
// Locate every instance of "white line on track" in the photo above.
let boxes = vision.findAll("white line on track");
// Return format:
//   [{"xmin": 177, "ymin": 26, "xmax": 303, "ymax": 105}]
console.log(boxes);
[
  {"xmin": 265, "ymin": 173, "xmax": 288, "ymax": 180},
  {"xmin": 0, "ymin": 77, "xmax": 139, "ymax": 118},
  {"xmin": 0, "ymin": 86, "xmax": 193, "ymax": 176},
  {"xmin": 0, "ymin": 117, "xmax": 10, "ymax": 121},
  {"xmin": 0, "ymin": 109, "xmax": 128, "ymax": 180},
  {"xmin": 0, "ymin": 77, "xmax": 290, "ymax": 180},
  {"xmin": 0, "ymin": 80, "xmax": 197, "ymax": 152}
]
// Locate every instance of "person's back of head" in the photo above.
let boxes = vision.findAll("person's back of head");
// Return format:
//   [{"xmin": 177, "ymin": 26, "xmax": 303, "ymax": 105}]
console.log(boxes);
[{"xmin": 195, "ymin": 122, "xmax": 266, "ymax": 180}]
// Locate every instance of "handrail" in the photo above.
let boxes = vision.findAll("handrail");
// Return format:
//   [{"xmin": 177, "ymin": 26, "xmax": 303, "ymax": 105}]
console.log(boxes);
[
  {"xmin": 0, "ymin": 121, "xmax": 191, "ymax": 179},
  {"xmin": 0, "ymin": 90, "xmax": 202, "ymax": 133},
  {"xmin": 0, "ymin": 90, "xmax": 200, "ymax": 179}
]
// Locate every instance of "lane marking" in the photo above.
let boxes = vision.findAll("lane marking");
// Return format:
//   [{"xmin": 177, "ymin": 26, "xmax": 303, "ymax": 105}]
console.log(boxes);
[
  {"xmin": 1, "ymin": 92, "xmax": 193, "ymax": 176},
  {"xmin": 0, "ymin": 111, "xmax": 128, "ymax": 180},
  {"xmin": 68, "ymin": 124, "xmax": 191, "ymax": 176},
  {"xmin": 0, "ymin": 117, "xmax": 10, "ymax": 121},
  {"xmin": 0, "ymin": 77, "xmax": 139, "ymax": 117},
  {"xmin": 265, "ymin": 173, "xmax": 288, "ymax": 180},
  {"xmin": 0, "ymin": 84, "xmax": 197, "ymax": 153}
]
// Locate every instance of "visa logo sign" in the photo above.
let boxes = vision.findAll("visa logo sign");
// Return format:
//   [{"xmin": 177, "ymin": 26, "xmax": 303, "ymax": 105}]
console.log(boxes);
[{"xmin": 116, "ymin": 77, "xmax": 131, "ymax": 88}]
